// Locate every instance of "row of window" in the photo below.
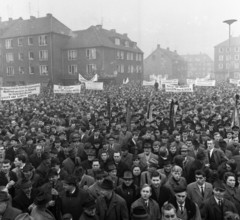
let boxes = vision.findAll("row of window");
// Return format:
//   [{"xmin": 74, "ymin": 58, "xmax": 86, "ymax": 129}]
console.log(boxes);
[
  {"xmin": 6, "ymin": 50, "xmax": 48, "ymax": 62},
  {"xmin": 218, "ymin": 63, "xmax": 240, "ymax": 69},
  {"xmin": 68, "ymin": 49, "xmax": 96, "ymax": 60},
  {"xmin": 114, "ymin": 38, "xmax": 135, "ymax": 48},
  {"xmin": 5, "ymin": 35, "xmax": 48, "ymax": 49},
  {"xmin": 218, "ymin": 55, "xmax": 240, "ymax": 61},
  {"xmin": 117, "ymin": 51, "xmax": 142, "ymax": 61},
  {"xmin": 218, "ymin": 47, "xmax": 240, "ymax": 53},
  {"xmin": 6, "ymin": 65, "xmax": 48, "ymax": 76}
]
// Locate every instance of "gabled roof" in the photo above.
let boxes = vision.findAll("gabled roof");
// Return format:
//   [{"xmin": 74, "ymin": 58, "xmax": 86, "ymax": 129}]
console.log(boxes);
[
  {"xmin": 0, "ymin": 15, "xmax": 71, "ymax": 38},
  {"xmin": 0, "ymin": 18, "xmax": 20, "ymax": 36},
  {"xmin": 65, "ymin": 25, "xmax": 143, "ymax": 52},
  {"xmin": 214, "ymin": 36, "xmax": 240, "ymax": 47}
]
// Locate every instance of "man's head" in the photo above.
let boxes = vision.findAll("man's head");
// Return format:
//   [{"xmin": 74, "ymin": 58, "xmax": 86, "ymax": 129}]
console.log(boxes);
[
  {"xmin": 14, "ymin": 154, "xmax": 26, "ymax": 168},
  {"xmin": 161, "ymin": 203, "xmax": 178, "ymax": 220},
  {"xmin": 174, "ymin": 186, "xmax": 187, "ymax": 205},
  {"xmin": 99, "ymin": 178, "xmax": 114, "ymax": 200},
  {"xmin": 0, "ymin": 191, "xmax": 10, "ymax": 214},
  {"xmin": 140, "ymin": 184, "xmax": 151, "ymax": 201},
  {"xmin": 143, "ymin": 140, "xmax": 152, "ymax": 155},
  {"xmin": 151, "ymin": 171, "xmax": 161, "ymax": 188},
  {"xmin": 2, "ymin": 160, "xmax": 11, "ymax": 174},
  {"xmin": 213, "ymin": 181, "xmax": 225, "ymax": 200},
  {"xmin": 123, "ymin": 170, "xmax": 133, "ymax": 187},
  {"xmin": 20, "ymin": 181, "xmax": 32, "ymax": 197},
  {"xmin": 195, "ymin": 169, "xmax": 206, "ymax": 186},
  {"xmin": 180, "ymin": 145, "xmax": 188, "ymax": 157},
  {"xmin": 207, "ymin": 139, "xmax": 214, "ymax": 150},
  {"xmin": 113, "ymin": 151, "xmax": 121, "ymax": 163},
  {"xmin": 171, "ymin": 165, "xmax": 182, "ymax": 181},
  {"xmin": 92, "ymin": 159, "xmax": 100, "ymax": 171},
  {"xmin": 62, "ymin": 176, "xmax": 77, "ymax": 192}
]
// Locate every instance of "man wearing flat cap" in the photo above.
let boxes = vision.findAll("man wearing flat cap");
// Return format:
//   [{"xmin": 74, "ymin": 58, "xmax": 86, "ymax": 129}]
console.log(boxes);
[
  {"xmin": 96, "ymin": 177, "xmax": 129, "ymax": 220},
  {"xmin": 0, "ymin": 191, "xmax": 22, "ymax": 219}
]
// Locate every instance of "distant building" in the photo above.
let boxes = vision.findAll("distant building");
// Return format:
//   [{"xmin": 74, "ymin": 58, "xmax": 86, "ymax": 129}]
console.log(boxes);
[
  {"xmin": 214, "ymin": 36, "xmax": 240, "ymax": 80},
  {"xmin": 144, "ymin": 44, "xmax": 187, "ymax": 83},
  {"xmin": 0, "ymin": 14, "xmax": 143, "ymax": 86},
  {"xmin": 181, "ymin": 53, "xmax": 213, "ymax": 78},
  {"xmin": 62, "ymin": 25, "xmax": 143, "ymax": 85}
]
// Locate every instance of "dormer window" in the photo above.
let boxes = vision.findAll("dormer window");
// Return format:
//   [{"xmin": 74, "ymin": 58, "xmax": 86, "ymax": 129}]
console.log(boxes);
[
  {"xmin": 115, "ymin": 38, "xmax": 120, "ymax": 45},
  {"xmin": 125, "ymin": 41, "xmax": 129, "ymax": 47}
]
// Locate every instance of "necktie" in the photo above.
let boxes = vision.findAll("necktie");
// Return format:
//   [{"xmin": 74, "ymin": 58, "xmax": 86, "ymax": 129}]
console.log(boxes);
[
  {"xmin": 180, "ymin": 205, "xmax": 184, "ymax": 214},
  {"xmin": 218, "ymin": 199, "xmax": 222, "ymax": 207},
  {"xmin": 201, "ymin": 186, "xmax": 204, "ymax": 197}
]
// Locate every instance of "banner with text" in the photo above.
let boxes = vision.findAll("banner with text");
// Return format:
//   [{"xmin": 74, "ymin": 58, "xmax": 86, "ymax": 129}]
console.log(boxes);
[
  {"xmin": 165, "ymin": 84, "xmax": 193, "ymax": 93},
  {"xmin": 195, "ymin": 80, "xmax": 215, "ymax": 87},
  {"xmin": 186, "ymin": 79, "xmax": 196, "ymax": 85},
  {"xmin": 143, "ymin": 80, "xmax": 155, "ymax": 86},
  {"xmin": 161, "ymin": 79, "xmax": 178, "ymax": 85},
  {"xmin": 78, "ymin": 74, "xmax": 98, "ymax": 82},
  {"xmin": 85, "ymin": 82, "xmax": 103, "ymax": 90},
  {"xmin": 53, "ymin": 85, "xmax": 81, "ymax": 94},
  {"xmin": 0, "ymin": 84, "xmax": 40, "ymax": 100},
  {"xmin": 230, "ymin": 79, "xmax": 240, "ymax": 85}
]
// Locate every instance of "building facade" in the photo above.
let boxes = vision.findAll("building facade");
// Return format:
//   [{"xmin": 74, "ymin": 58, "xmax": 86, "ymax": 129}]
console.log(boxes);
[
  {"xmin": 181, "ymin": 53, "xmax": 213, "ymax": 78},
  {"xmin": 214, "ymin": 36, "xmax": 240, "ymax": 80},
  {"xmin": 144, "ymin": 44, "xmax": 187, "ymax": 83},
  {"xmin": 0, "ymin": 15, "xmax": 143, "ymax": 86}
]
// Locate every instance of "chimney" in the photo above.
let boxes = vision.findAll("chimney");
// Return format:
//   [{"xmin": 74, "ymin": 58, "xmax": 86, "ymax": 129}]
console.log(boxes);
[
  {"xmin": 46, "ymin": 13, "xmax": 52, "ymax": 17},
  {"xmin": 96, "ymin": 25, "xmax": 102, "ymax": 30},
  {"xmin": 123, "ymin": 33, "xmax": 128, "ymax": 37},
  {"xmin": 30, "ymin": 16, "xmax": 36, "ymax": 20},
  {"xmin": 157, "ymin": 44, "xmax": 160, "ymax": 49},
  {"xmin": 110, "ymin": 29, "xmax": 116, "ymax": 33},
  {"xmin": 9, "ymin": 18, "xmax": 13, "ymax": 21}
]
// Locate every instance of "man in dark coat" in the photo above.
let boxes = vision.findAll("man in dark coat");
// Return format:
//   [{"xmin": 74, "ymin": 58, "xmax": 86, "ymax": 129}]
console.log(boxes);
[
  {"xmin": 96, "ymin": 177, "xmax": 129, "ymax": 220},
  {"xmin": 202, "ymin": 181, "xmax": 238, "ymax": 220},
  {"xmin": 113, "ymin": 151, "xmax": 129, "ymax": 178},
  {"xmin": 0, "ymin": 191, "xmax": 22, "ymax": 219}
]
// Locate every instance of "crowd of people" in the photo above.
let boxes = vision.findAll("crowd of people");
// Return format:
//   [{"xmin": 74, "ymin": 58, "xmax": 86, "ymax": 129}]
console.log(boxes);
[{"xmin": 0, "ymin": 81, "xmax": 240, "ymax": 220}]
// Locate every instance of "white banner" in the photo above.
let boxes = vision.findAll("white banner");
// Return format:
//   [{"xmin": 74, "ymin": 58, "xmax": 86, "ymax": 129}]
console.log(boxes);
[
  {"xmin": 165, "ymin": 84, "xmax": 193, "ymax": 93},
  {"xmin": 187, "ymin": 79, "xmax": 196, "ymax": 85},
  {"xmin": 161, "ymin": 79, "xmax": 178, "ymax": 85},
  {"xmin": 230, "ymin": 78, "xmax": 240, "ymax": 85},
  {"xmin": 78, "ymin": 74, "xmax": 98, "ymax": 82},
  {"xmin": 53, "ymin": 85, "xmax": 81, "ymax": 94},
  {"xmin": 143, "ymin": 80, "xmax": 155, "ymax": 86},
  {"xmin": 85, "ymin": 82, "xmax": 103, "ymax": 90},
  {"xmin": 195, "ymin": 80, "xmax": 215, "ymax": 87},
  {"xmin": 0, "ymin": 84, "xmax": 40, "ymax": 100}
]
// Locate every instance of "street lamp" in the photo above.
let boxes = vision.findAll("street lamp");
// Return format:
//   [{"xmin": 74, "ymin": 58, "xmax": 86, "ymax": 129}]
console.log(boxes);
[{"xmin": 223, "ymin": 19, "xmax": 237, "ymax": 79}]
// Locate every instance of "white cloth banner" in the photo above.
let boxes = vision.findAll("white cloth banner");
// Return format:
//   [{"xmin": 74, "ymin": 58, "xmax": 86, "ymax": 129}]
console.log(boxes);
[
  {"xmin": 85, "ymin": 82, "xmax": 103, "ymax": 90},
  {"xmin": 161, "ymin": 79, "xmax": 178, "ymax": 85},
  {"xmin": 78, "ymin": 74, "xmax": 98, "ymax": 82},
  {"xmin": 53, "ymin": 85, "xmax": 81, "ymax": 94},
  {"xmin": 165, "ymin": 84, "xmax": 193, "ymax": 93},
  {"xmin": 0, "ymin": 84, "xmax": 40, "ymax": 100},
  {"xmin": 195, "ymin": 80, "xmax": 215, "ymax": 87},
  {"xmin": 186, "ymin": 79, "xmax": 196, "ymax": 85},
  {"xmin": 143, "ymin": 80, "xmax": 155, "ymax": 86},
  {"xmin": 230, "ymin": 79, "xmax": 240, "ymax": 84}
]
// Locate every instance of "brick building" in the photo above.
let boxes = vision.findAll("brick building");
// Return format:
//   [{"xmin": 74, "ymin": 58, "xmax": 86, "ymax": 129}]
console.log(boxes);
[
  {"xmin": 214, "ymin": 36, "xmax": 240, "ymax": 80},
  {"xmin": 181, "ymin": 53, "xmax": 213, "ymax": 78},
  {"xmin": 0, "ymin": 14, "xmax": 143, "ymax": 85}
]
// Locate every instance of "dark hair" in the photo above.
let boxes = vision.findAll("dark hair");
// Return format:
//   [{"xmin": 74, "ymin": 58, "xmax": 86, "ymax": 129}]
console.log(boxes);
[
  {"xmin": 223, "ymin": 172, "xmax": 236, "ymax": 184},
  {"xmin": 151, "ymin": 170, "xmax": 161, "ymax": 179},
  {"xmin": 3, "ymin": 159, "xmax": 11, "ymax": 165},
  {"xmin": 195, "ymin": 169, "xmax": 206, "ymax": 177},
  {"xmin": 161, "ymin": 203, "xmax": 176, "ymax": 214},
  {"xmin": 15, "ymin": 154, "xmax": 27, "ymax": 163}
]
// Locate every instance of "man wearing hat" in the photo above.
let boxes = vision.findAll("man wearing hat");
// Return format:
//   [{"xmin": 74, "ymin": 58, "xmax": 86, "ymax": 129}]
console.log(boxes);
[
  {"xmin": 79, "ymin": 196, "xmax": 98, "ymax": 220},
  {"xmin": 168, "ymin": 185, "xmax": 201, "ymax": 220},
  {"xmin": 120, "ymin": 145, "xmax": 133, "ymax": 170},
  {"xmin": 96, "ymin": 177, "xmax": 129, "ymax": 220},
  {"xmin": 132, "ymin": 206, "xmax": 150, "ymax": 220},
  {"xmin": 115, "ymin": 170, "xmax": 139, "ymax": 214},
  {"xmin": 0, "ymin": 191, "xmax": 22, "ymax": 219},
  {"xmin": 203, "ymin": 181, "xmax": 238, "ymax": 220},
  {"xmin": 138, "ymin": 139, "xmax": 158, "ymax": 171}
]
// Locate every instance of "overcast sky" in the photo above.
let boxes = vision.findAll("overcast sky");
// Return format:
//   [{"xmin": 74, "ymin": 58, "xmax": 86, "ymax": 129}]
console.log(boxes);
[{"xmin": 0, "ymin": 0, "xmax": 240, "ymax": 59}]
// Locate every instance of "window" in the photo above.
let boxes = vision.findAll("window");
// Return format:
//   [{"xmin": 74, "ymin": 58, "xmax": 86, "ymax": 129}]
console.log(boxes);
[
  {"xmin": 29, "ymin": 66, "xmax": 35, "ymax": 74},
  {"xmin": 39, "ymin": 35, "xmax": 48, "ymax": 46},
  {"xmin": 39, "ymin": 50, "xmax": 48, "ymax": 61},
  {"xmin": 139, "ymin": 65, "xmax": 142, "ymax": 73},
  {"xmin": 6, "ymin": 53, "xmax": 14, "ymax": 62},
  {"xmin": 120, "ymin": 51, "xmax": 124, "ymax": 59},
  {"xmin": 28, "ymin": 37, "xmax": 33, "ymax": 45},
  {"xmin": 125, "ymin": 41, "xmax": 129, "ymax": 47},
  {"xmin": 234, "ymin": 63, "xmax": 240, "ymax": 69},
  {"xmin": 117, "ymin": 64, "xmax": 124, "ymax": 73},
  {"xmin": 86, "ymin": 48, "xmax": 96, "ymax": 59},
  {"xmin": 127, "ymin": 52, "xmax": 131, "ymax": 60},
  {"xmin": 226, "ymin": 47, "xmax": 230, "ymax": 53},
  {"xmin": 28, "ymin": 52, "xmax": 34, "ymax": 60},
  {"xmin": 218, "ymin": 48, "xmax": 224, "ymax": 53},
  {"xmin": 5, "ymin": 39, "xmax": 13, "ymax": 49},
  {"xmin": 128, "ymin": 65, "xmax": 134, "ymax": 73},
  {"xmin": 117, "ymin": 51, "xmax": 120, "ymax": 59},
  {"xmin": 226, "ymin": 55, "xmax": 230, "ymax": 61},
  {"xmin": 68, "ymin": 50, "xmax": 77, "ymax": 60},
  {"xmin": 19, "ymin": 67, "xmax": 24, "ymax": 74},
  {"xmin": 235, "ymin": 47, "xmax": 240, "ymax": 52},
  {"xmin": 235, "ymin": 55, "xmax": 239, "ymax": 61},
  {"xmin": 18, "ymin": 53, "xmax": 24, "ymax": 61},
  {"xmin": 6, "ymin": 66, "xmax": 14, "ymax": 76},
  {"xmin": 68, "ymin": 65, "xmax": 77, "ymax": 74},
  {"xmin": 130, "ymin": 53, "xmax": 134, "ymax": 60},
  {"xmin": 86, "ymin": 64, "xmax": 96, "ymax": 74},
  {"xmin": 18, "ymin": 38, "xmax": 23, "ymax": 46},
  {"xmin": 115, "ymin": 38, "xmax": 120, "ymax": 45},
  {"xmin": 39, "ymin": 65, "xmax": 49, "ymax": 75},
  {"xmin": 218, "ymin": 55, "xmax": 224, "ymax": 61}
]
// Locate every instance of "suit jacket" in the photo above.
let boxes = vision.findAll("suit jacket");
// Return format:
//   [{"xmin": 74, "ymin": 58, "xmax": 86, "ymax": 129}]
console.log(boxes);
[
  {"xmin": 62, "ymin": 157, "xmax": 79, "ymax": 175},
  {"xmin": 2, "ymin": 204, "xmax": 22, "ymax": 220},
  {"xmin": 203, "ymin": 196, "xmax": 237, "ymax": 220},
  {"xmin": 12, "ymin": 189, "xmax": 34, "ymax": 213},
  {"xmin": 128, "ymin": 138, "xmax": 143, "ymax": 155},
  {"xmin": 187, "ymin": 181, "xmax": 213, "ymax": 212},
  {"xmin": 140, "ymin": 170, "xmax": 166, "ymax": 187},
  {"xmin": 208, "ymin": 148, "xmax": 228, "ymax": 170},
  {"xmin": 131, "ymin": 198, "xmax": 161, "ymax": 220},
  {"xmin": 223, "ymin": 184, "xmax": 240, "ymax": 215},
  {"xmin": 138, "ymin": 152, "xmax": 159, "ymax": 170},
  {"xmin": 31, "ymin": 206, "xmax": 56, "ymax": 220}
]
